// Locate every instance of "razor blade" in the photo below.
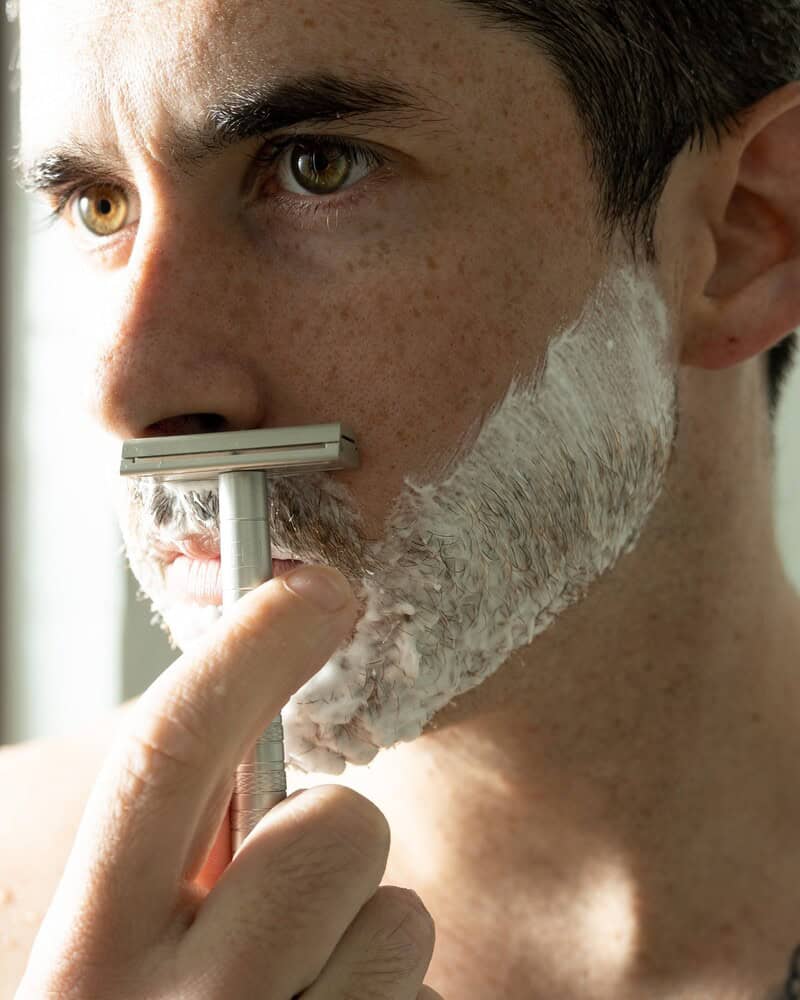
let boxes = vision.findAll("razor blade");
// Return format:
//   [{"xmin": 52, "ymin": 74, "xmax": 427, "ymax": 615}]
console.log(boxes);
[{"xmin": 119, "ymin": 422, "xmax": 359, "ymax": 487}]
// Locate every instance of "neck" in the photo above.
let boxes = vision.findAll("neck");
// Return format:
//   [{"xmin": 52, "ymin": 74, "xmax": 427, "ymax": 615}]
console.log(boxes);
[{"xmin": 301, "ymin": 362, "xmax": 800, "ymax": 994}]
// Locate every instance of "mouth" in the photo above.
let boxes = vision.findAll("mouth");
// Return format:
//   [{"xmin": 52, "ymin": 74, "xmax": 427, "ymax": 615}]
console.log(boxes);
[
  {"xmin": 160, "ymin": 532, "xmax": 307, "ymax": 605},
  {"xmin": 165, "ymin": 555, "xmax": 305, "ymax": 606}
]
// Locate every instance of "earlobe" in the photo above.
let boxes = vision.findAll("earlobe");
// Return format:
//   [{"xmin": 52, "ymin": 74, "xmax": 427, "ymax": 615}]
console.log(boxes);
[
  {"xmin": 689, "ymin": 256, "xmax": 800, "ymax": 371},
  {"xmin": 680, "ymin": 83, "xmax": 800, "ymax": 372}
]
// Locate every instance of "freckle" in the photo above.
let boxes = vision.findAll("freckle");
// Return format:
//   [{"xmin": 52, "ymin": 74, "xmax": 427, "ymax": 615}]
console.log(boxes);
[
  {"xmin": 425, "ymin": 255, "xmax": 438, "ymax": 271},
  {"xmin": 0, "ymin": 888, "xmax": 14, "ymax": 905},
  {"xmin": 303, "ymin": 16, "xmax": 316, "ymax": 27}
]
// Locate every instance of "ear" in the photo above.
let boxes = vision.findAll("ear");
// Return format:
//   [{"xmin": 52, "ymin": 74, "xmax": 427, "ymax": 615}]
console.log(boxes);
[{"xmin": 678, "ymin": 82, "xmax": 800, "ymax": 371}]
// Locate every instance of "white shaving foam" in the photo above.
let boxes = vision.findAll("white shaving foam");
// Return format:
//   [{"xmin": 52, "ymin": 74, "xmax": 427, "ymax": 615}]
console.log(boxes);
[{"xmin": 123, "ymin": 263, "xmax": 678, "ymax": 776}]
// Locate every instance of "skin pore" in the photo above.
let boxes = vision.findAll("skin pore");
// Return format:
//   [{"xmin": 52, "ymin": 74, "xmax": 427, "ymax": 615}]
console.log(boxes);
[{"xmin": 16, "ymin": 0, "xmax": 800, "ymax": 996}]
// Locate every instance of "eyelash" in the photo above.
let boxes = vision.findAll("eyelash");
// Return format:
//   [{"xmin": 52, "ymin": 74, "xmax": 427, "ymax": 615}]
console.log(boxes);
[{"xmin": 44, "ymin": 134, "xmax": 391, "ymax": 233}]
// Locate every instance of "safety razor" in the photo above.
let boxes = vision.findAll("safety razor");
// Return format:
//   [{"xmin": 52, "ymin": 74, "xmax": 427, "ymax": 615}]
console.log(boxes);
[{"xmin": 120, "ymin": 423, "xmax": 359, "ymax": 852}]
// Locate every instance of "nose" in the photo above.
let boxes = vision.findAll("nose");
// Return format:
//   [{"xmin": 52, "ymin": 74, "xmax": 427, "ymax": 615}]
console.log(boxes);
[{"xmin": 88, "ymin": 225, "xmax": 266, "ymax": 441}]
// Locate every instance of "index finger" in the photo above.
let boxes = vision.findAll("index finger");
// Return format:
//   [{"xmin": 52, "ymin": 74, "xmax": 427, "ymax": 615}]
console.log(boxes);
[{"xmin": 50, "ymin": 566, "xmax": 356, "ymax": 950}]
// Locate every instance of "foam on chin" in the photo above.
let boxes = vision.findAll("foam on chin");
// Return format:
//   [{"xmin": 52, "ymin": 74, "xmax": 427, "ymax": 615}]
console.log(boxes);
[
  {"xmin": 281, "ymin": 264, "xmax": 677, "ymax": 774},
  {"xmin": 136, "ymin": 263, "xmax": 678, "ymax": 776}
]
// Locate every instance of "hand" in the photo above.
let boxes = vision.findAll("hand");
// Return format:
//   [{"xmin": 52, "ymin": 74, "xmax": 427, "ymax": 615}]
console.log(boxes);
[{"xmin": 15, "ymin": 565, "xmax": 442, "ymax": 1000}]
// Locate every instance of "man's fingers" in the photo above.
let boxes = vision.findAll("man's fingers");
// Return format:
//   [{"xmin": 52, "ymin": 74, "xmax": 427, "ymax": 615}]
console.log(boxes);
[
  {"xmin": 183, "ymin": 785, "xmax": 392, "ymax": 997},
  {"xmin": 298, "ymin": 884, "xmax": 436, "ymax": 1000},
  {"xmin": 53, "ymin": 567, "xmax": 356, "ymax": 956}
]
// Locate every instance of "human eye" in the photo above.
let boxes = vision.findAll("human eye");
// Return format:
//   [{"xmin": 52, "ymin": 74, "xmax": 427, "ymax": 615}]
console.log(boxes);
[
  {"xmin": 45, "ymin": 181, "xmax": 141, "ymax": 247},
  {"xmin": 251, "ymin": 134, "xmax": 393, "ymax": 223}
]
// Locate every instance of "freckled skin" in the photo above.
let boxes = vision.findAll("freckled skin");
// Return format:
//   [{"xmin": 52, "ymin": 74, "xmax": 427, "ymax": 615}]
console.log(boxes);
[
  {"xmin": 20, "ymin": 0, "xmax": 602, "ymax": 541},
  {"xmin": 16, "ymin": 1, "xmax": 800, "ymax": 997}
]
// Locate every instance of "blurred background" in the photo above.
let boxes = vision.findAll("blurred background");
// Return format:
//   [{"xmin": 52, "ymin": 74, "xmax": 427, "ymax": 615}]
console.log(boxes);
[
  {"xmin": 0, "ymin": 12, "xmax": 195, "ymax": 744},
  {"xmin": 2, "ymin": 16, "xmax": 800, "ymax": 746}
]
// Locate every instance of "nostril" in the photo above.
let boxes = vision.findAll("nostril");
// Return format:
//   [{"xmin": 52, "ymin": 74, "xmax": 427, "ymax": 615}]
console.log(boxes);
[{"xmin": 144, "ymin": 413, "xmax": 229, "ymax": 437}]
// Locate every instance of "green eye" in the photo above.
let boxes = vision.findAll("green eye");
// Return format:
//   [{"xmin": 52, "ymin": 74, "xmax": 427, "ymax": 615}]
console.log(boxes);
[
  {"xmin": 76, "ymin": 184, "xmax": 129, "ymax": 236},
  {"xmin": 290, "ymin": 144, "xmax": 353, "ymax": 195}
]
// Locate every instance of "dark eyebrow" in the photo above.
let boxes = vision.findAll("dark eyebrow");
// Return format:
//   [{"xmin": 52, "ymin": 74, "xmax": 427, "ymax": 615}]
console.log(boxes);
[
  {"xmin": 13, "ymin": 145, "xmax": 117, "ymax": 196},
  {"xmin": 14, "ymin": 72, "xmax": 445, "ymax": 194}
]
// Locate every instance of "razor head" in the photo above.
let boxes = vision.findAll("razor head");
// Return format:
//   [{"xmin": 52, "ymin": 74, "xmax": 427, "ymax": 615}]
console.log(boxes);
[{"xmin": 120, "ymin": 422, "xmax": 359, "ymax": 484}]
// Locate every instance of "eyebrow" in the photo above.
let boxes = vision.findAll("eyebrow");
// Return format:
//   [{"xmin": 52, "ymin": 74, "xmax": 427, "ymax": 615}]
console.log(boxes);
[{"xmin": 14, "ymin": 71, "xmax": 445, "ymax": 195}]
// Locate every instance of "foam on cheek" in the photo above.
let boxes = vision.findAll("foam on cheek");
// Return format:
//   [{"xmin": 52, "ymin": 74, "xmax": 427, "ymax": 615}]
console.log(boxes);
[
  {"xmin": 138, "ymin": 264, "xmax": 678, "ymax": 777},
  {"xmin": 282, "ymin": 265, "xmax": 678, "ymax": 774}
]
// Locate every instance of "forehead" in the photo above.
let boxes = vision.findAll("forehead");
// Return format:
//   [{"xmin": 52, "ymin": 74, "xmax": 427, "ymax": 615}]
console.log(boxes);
[{"xmin": 18, "ymin": 0, "xmax": 513, "ymax": 159}]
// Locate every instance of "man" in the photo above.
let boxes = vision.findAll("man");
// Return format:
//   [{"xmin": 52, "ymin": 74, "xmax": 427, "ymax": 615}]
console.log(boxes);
[{"xmin": 3, "ymin": 0, "xmax": 800, "ymax": 996}]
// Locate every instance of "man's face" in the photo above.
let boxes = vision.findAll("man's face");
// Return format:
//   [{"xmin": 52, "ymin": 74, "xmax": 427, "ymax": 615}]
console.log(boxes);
[{"xmin": 19, "ymin": 0, "xmax": 680, "ymax": 773}]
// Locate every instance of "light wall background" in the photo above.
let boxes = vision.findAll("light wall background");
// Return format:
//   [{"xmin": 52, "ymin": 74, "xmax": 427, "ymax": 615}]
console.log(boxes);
[{"xmin": 2, "ymin": 177, "xmax": 800, "ymax": 745}]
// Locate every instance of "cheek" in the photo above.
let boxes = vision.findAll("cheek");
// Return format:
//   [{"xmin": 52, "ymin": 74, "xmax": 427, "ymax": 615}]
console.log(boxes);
[
  {"xmin": 223, "ymin": 150, "xmax": 603, "ymax": 541},
  {"xmin": 244, "ymin": 247, "xmax": 572, "ymax": 539},
  {"xmin": 330, "ymin": 216, "xmax": 590, "ymax": 415}
]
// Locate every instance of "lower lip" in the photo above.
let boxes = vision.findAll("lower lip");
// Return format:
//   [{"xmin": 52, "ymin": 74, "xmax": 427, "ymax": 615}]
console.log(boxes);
[{"xmin": 165, "ymin": 557, "xmax": 304, "ymax": 606}]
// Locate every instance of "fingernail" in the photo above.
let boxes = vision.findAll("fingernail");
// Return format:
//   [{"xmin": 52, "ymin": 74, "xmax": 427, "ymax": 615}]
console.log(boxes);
[{"xmin": 283, "ymin": 565, "xmax": 352, "ymax": 612}]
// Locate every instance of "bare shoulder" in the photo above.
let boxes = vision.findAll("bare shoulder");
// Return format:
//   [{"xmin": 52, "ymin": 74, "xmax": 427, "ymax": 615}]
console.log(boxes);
[{"xmin": 0, "ymin": 703, "xmax": 135, "ymax": 996}]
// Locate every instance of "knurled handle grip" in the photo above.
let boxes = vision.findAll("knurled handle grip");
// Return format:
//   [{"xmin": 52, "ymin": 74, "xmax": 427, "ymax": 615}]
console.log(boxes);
[{"xmin": 230, "ymin": 714, "xmax": 287, "ymax": 850}]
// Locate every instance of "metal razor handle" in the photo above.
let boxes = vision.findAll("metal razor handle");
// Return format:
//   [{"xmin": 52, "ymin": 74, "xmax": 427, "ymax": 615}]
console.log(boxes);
[{"xmin": 219, "ymin": 470, "xmax": 287, "ymax": 853}]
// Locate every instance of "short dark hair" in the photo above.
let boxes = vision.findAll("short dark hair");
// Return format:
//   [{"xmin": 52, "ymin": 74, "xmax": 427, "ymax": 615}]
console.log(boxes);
[{"xmin": 452, "ymin": 0, "xmax": 800, "ymax": 424}]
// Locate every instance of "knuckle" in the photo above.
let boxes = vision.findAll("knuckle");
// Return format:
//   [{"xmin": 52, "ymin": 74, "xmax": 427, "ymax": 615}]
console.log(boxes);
[
  {"xmin": 343, "ymin": 887, "xmax": 436, "ymax": 995},
  {"xmin": 119, "ymin": 692, "xmax": 205, "ymax": 796},
  {"xmin": 328, "ymin": 786, "xmax": 392, "ymax": 855},
  {"xmin": 142, "ymin": 675, "xmax": 210, "ymax": 759},
  {"xmin": 293, "ymin": 785, "xmax": 391, "ymax": 871},
  {"xmin": 375, "ymin": 886, "xmax": 436, "ymax": 943},
  {"xmin": 257, "ymin": 788, "xmax": 391, "ymax": 909}
]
